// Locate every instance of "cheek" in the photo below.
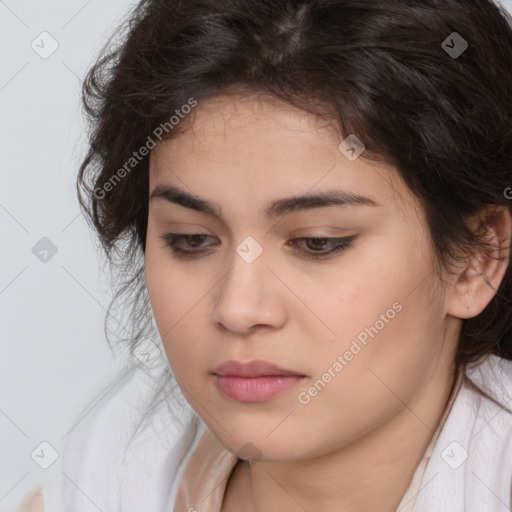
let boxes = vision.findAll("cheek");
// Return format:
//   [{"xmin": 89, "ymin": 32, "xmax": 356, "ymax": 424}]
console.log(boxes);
[
  {"xmin": 315, "ymin": 233, "xmax": 443, "ymax": 374},
  {"xmin": 289, "ymin": 290, "xmax": 445, "ymax": 455},
  {"xmin": 145, "ymin": 242, "xmax": 184, "ymax": 345},
  {"xmin": 145, "ymin": 249, "xmax": 172, "ymax": 330},
  {"xmin": 144, "ymin": 238, "xmax": 210, "ymax": 378},
  {"xmin": 320, "ymin": 279, "xmax": 445, "ymax": 419}
]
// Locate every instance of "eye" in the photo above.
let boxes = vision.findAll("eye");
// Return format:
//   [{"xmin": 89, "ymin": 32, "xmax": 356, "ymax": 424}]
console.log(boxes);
[
  {"xmin": 287, "ymin": 236, "xmax": 356, "ymax": 260},
  {"xmin": 160, "ymin": 233, "xmax": 217, "ymax": 259},
  {"xmin": 159, "ymin": 233, "xmax": 357, "ymax": 260}
]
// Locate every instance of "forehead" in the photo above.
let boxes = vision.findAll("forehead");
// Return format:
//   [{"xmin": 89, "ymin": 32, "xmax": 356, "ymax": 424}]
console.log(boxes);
[
  {"xmin": 190, "ymin": 92, "xmax": 337, "ymax": 134},
  {"xmin": 152, "ymin": 92, "xmax": 341, "ymax": 159},
  {"xmin": 149, "ymin": 92, "xmax": 414, "ymax": 219}
]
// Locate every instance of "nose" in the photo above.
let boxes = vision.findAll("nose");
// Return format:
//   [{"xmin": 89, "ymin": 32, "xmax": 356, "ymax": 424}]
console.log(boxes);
[{"xmin": 211, "ymin": 244, "xmax": 288, "ymax": 336}]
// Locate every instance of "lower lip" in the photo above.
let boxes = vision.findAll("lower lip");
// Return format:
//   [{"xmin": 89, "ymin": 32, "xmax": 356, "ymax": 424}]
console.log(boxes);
[{"xmin": 215, "ymin": 375, "xmax": 304, "ymax": 402}]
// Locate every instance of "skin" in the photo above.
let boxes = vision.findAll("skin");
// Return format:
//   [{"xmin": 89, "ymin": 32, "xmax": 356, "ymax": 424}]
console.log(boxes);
[{"xmin": 144, "ymin": 91, "xmax": 511, "ymax": 512}]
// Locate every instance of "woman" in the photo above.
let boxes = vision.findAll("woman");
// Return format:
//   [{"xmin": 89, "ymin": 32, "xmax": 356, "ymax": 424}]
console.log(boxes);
[{"xmin": 16, "ymin": 0, "xmax": 512, "ymax": 510}]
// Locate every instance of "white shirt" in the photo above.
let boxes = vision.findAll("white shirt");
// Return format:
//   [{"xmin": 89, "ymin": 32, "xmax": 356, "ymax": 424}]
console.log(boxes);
[{"xmin": 15, "ymin": 354, "xmax": 512, "ymax": 512}]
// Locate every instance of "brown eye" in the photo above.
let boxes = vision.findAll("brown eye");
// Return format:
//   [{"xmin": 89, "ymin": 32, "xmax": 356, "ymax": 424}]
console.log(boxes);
[
  {"xmin": 288, "ymin": 236, "xmax": 357, "ymax": 260},
  {"xmin": 160, "ymin": 233, "xmax": 357, "ymax": 261},
  {"xmin": 304, "ymin": 238, "xmax": 332, "ymax": 251},
  {"xmin": 160, "ymin": 233, "xmax": 218, "ymax": 259},
  {"xmin": 182, "ymin": 234, "xmax": 208, "ymax": 247}
]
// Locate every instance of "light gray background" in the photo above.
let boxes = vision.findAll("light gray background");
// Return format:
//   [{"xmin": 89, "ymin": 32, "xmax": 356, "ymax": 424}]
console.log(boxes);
[
  {"xmin": 0, "ymin": 1, "xmax": 139, "ymax": 508},
  {"xmin": 1, "ymin": 0, "xmax": 512, "ymax": 508}
]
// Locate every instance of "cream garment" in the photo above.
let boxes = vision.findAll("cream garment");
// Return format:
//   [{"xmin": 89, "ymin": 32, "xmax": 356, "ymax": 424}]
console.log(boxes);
[{"xmin": 12, "ymin": 354, "xmax": 512, "ymax": 512}]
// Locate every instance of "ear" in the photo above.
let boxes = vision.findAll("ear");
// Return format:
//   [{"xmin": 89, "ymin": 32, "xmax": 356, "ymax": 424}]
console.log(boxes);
[{"xmin": 446, "ymin": 206, "xmax": 512, "ymax": 320}]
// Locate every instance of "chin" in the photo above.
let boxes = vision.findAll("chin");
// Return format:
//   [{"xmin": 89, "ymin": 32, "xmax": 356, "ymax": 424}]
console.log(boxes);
[{"xmin": 211, "ymin": 427, "xmax": 307, "ymax": 463}]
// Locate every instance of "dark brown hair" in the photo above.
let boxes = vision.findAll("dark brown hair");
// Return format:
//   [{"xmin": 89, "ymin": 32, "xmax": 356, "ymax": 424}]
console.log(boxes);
[{"xmin": 77, "ymin": 0, "xmax": 512, "ymax": 384}]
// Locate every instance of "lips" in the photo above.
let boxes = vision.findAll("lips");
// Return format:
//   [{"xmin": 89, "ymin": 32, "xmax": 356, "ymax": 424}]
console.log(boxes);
[
  {"xmin": 213, "ymin": 360, "xmax": 306, "ymax": 403},
  {"xmin": 213, "ymin": 359, "xmax": 304, "ymax": 378}
]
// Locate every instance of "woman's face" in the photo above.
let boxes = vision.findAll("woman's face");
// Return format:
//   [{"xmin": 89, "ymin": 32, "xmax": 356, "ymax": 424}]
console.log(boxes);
[{"xmin": 145, "ymin": 92, "xmax": 459, "ymax": 461}]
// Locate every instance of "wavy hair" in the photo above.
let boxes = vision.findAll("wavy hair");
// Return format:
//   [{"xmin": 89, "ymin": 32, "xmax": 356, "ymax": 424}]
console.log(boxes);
[{"xmin": 76, "ymin": 0, "xmax": 512, "ymax": 426}]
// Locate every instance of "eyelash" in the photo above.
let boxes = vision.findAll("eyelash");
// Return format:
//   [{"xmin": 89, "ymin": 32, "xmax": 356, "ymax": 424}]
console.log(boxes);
[{"xmin": 159, "ymin": 233, "xmax": 357, "ymax": 261}]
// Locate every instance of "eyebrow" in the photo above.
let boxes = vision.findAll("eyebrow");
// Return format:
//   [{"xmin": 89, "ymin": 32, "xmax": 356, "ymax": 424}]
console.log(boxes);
[{"xmin": 149, "ymin": 184, "xmax": 380, "ymax": 219}]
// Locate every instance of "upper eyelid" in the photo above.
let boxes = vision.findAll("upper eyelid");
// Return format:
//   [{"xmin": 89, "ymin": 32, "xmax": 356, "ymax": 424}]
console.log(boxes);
[
  {"xmin": 160, "ymin": 233, "xmax": 357, "ymax": 263},
  {"xmin": 162, "ymin": 233, "xmax": 355, "ymax": 250},
  {"xmin": 150, "ymin": 205, "xmax": 372, "ymax": 238},
  {"xmin": 163, "ymin": 233, "xmax": 352, "ymax": 242}
]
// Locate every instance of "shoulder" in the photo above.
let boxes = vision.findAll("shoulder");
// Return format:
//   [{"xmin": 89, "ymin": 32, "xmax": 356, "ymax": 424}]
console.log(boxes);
[
  {"xmin": 59, "ymin": 363, "xmax": 198, "ymax": 511},
  {"xmin": 61, "ymin": 365, "xmax": 150, "ymax": 473},
  {"xmin": 465, "ymin": 354, "xmax": 512, "ymax": 416},
  {"xmin": 411, "ymin": 355, "xmax": 512, "ymax": 510},
  {"xmin": 463, "ymin": 354, "xmax": 512, "ymax": 469}
]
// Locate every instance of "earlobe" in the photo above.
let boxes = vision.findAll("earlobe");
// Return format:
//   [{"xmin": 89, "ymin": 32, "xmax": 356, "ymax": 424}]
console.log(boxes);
[{"xmin": 446, "ymin": 206, "xmax": 512, "ymax": 320}]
